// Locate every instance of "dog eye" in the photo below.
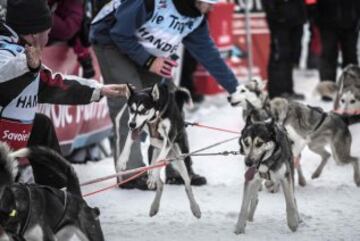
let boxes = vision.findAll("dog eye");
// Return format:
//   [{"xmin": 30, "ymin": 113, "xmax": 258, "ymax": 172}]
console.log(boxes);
[
  {"xmin": 240, "ymin": 89, "xmax": 246, "ymax": 93},
  {"xmin": 341, "ymin": 99, "xmax": 345, "ymax": 103},
  {"xmin": 350, "ymin": 99, "xmax": 355, "ymax": 104},
  {"xmin": 243, "ymin": 140, "xmax": 250, "ymax": 147},
  {"xmin": 255, "ymin": 141, "xmax": 263, "ymax": 147}
]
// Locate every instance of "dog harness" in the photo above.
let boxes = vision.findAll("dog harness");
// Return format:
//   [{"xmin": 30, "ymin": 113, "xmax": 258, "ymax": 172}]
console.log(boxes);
[
  {"xmin": 244, "ymin": 138, "xmax": 288, "ymax": 182},
  {"xmin": 3, "ymin": 184, "xmax": 69, "ymax": 239},
  {"xmin": 307, "ymin": 105, "xmax": 328, "ymax": 132}
]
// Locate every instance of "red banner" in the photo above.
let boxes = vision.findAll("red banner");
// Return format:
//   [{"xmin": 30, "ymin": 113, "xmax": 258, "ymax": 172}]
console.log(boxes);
[{"xmin": 41, "ymin": 44, "xmax": 112, "ymax": 155}]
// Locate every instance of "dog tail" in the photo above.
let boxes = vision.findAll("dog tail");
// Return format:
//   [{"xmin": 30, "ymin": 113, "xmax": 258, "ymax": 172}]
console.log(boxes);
[
  {"xmin": 10, "ymin": 146, "xmax": 82, "ymax": 196},
  {"xmin": 0, "ymin": 142, "xmax": 18, "ymax": 186},
  {"xmin": 339, "ymin": 114, "xmax": 360, "ymax": 126},
  {"xmin": 315, "ymin": 81, "xmax": 338, "ymax": 99},
  {"xmin": 175, "ymin": 87, "xmax": 193, "ymax": 110}
]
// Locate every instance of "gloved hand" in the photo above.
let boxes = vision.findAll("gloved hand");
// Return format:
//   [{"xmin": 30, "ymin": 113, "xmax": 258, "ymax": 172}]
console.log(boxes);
[{"xmin": 148, "ymin": 57, "xmax": 178, "ymax": 78}]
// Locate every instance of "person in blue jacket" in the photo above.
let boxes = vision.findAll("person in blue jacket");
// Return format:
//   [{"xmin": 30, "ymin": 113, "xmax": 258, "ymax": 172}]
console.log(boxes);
[{"xmin": 90, "ymin": 0, "xmax": 239, "ymax": 189}]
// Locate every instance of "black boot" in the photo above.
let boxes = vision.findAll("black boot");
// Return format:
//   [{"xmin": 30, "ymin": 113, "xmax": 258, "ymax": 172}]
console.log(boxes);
[
  {"xmin": 166, "ymin": 156, "xmax": 207, "ymax": 186},
  {"xmin": 119, "ymin": 173, "xmax": 152, "ymax": 191}
]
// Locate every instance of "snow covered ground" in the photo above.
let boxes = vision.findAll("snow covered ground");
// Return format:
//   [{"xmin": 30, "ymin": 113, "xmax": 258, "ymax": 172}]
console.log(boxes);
[{"xmin": 74, "ymin": 70, "xmax": 360, "ymax": 241}]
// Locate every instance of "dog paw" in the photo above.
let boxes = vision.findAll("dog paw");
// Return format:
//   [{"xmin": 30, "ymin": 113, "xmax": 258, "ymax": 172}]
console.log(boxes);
[
  {"xmin": 354, "ymin": 178, "xmax": 360, "ymax": 187},
  {"xmin": 287, "ymin": 213, "xmax": 299, "ymax": 232},
  {"xmin": 149, "ymin": 203, "xmax": 160, "ymax": 217},
  {"xmin": 234, "ymin": 224, "xmax": 246, "ymax": 235},
  {"xmin": 311, "ymin": 171, "xmax": 320, "ymax": 179},
  {"xmin": 298, "ymin": 177, "xmax": 307, "ymax": 187},
  {"xmin": 191, "ymin": 203, "xmax": 201, "ymax": 219},
  {"xmin": 288, "ymin": 221, "xmax": 299, "ymax": 232}
]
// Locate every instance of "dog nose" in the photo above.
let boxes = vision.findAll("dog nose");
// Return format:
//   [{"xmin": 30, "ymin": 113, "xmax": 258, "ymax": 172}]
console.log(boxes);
[
  {"xmin": 227, "ymin": 96, "xmax": 232, "ymax": 102},
  {"xmin": 245, "ymin": 158, "xmax": 253, "ymax": 167},
  {"xmin": 129, "ymin": 122, "xmax": 136, "ymax": 129}
]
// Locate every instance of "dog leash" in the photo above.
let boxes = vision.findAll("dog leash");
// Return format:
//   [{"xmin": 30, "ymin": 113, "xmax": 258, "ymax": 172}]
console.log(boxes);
[
  {"xmin": 184, "ymin": 121, "xmax": 242, "ymax": 135},
  {"xmin": 82, "ymin": 135, "xmax": 241, "ymax": 197}
]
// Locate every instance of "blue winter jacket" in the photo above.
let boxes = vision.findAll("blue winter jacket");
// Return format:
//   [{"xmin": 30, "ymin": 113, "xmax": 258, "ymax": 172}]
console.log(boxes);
[{"xmin": 90, "ymin": 0, "xmax": 238, "ymax": 93}]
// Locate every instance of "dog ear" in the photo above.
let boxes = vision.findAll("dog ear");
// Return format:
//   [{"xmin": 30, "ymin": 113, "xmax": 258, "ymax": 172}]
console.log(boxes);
[
  {"xmin": 252, "ymin": 77, "xmax": 265, "ymax": 91},
  {"xmin": 126, "ymin": 83, "xmax": 134, "ymax": 99},
  {"xmin": 239, "ymin": 137, "xmax": 245, "ymax": 155},
  {"xmin": 151, "ymin": 84, "xmax": 160, "ymax": 101},
  {"xmin": 245, "ymin": 100, "xmax": 256, "ymax": 112}
]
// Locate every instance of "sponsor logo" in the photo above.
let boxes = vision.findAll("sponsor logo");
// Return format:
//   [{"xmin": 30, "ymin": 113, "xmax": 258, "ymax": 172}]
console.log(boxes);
[{"xmin": 2, "ymin": 130, "xmax": 30, "ymax": 142}]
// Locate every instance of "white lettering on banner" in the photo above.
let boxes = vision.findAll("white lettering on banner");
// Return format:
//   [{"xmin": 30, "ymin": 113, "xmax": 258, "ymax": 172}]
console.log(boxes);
[
  {"xmin": 236, "ymin": 0, "xmax": 263, "ymax": 12},
  {"xmin": 38, "ymin": 98, "xmax": 109, "ymax": 128},
  {"xmin": 2, "ymin": 130, "xmax": 30, "ymax": 142}
]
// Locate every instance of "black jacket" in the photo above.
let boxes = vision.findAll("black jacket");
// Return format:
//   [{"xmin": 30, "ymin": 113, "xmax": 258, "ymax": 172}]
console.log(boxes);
[
  {"xmin": 261, "ymin": 0, "xmax": 307, "ymax": 27},
  {"xmin": 315, "ymin": 0, "xmax": 360, "ymax": 29}
]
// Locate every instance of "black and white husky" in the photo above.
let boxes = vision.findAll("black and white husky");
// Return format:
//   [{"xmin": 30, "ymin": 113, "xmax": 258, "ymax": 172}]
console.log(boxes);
[
  {"xmin": 0, "ymin": 142, "xmax": 104, "ymax": 241},
  {"xmin": 235, "ymin": 119, "xmax": 300, "ymax": 234},
  {"xmin": 116, "ymin": 82, "xmax": 201, "ymax": 218}
]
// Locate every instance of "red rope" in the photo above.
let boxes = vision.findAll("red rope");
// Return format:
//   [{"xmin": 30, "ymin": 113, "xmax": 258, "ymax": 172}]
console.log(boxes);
[
  {"xmin": 82, "ymin": 160, "xmax": 168, "ymax": 198},
  {"xmin": 186, "ymin": 122, "xmax": 241, "ymax": 134}
]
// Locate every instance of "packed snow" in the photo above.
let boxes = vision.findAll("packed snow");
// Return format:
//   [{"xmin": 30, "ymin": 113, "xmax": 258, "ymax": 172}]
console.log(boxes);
[{"xmin": 74, "ymin": 70, "xmax": 360, "ymax": 241}]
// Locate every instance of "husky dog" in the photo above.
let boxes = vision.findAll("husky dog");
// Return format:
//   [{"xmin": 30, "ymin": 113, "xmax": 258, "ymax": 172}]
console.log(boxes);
[
  {"xmin": 316, "ymin": 64, "xmax": 360, "ymax": 113},
  {"xmin": 270, "ymin": 98, "xmax": 360, "ymax": 186},
  {"xmin": 228, "ymin": 79, "xmax": 307, "ymax": 187},
  {"xmin": 116, "ymin": 82, "xmax": 201, "ymax": 218},
  {"xmin": 235, "ymin": 119, "xmax": 300, "ymax": 234},
  {"xmin": 227, "ymin": 78, "xmax": 268, "ymax": 119},
  {"xmin": 0, "ymin": 142, "xmax": 104, "ymax": 241}
]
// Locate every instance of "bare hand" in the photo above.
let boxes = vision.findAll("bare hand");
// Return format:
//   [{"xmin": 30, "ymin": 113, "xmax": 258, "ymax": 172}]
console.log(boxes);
[
  {"xmin": 25, "ymin": 35, "xmax": 42, "ymax": 69},
  {"xmin": 149, "ymin": 57, "xmax": 178, "ymax": 78},
  {"xmin": 100, "ymin": 84, "xmax": 129, "ymax": 98}
]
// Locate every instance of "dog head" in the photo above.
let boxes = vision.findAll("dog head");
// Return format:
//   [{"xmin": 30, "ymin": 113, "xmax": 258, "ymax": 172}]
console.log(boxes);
[
  {"xmin": 341, "ymin": 64, "xmax": 360, "ymax": 88},
  {"xmin": 126, "ymin": 84, "xmax": 162, "ymax": 139},
  {"xmin": 244, "ymin": 98, "xmax": 272, "ymax": 123},
  {"xmin": 228, "ymin": 78, "xmax": 266, "ymax": 109},
  {"xmin": 338, "ymin": 88, "xmax": 360, "ymax": 114},
  {"xmin": 269, "ymin": 97, "xmax": 289, "ymax": 124},
  {"xmin": 239, "ymin": 121, "xmax": 277, "ymax": 168}
]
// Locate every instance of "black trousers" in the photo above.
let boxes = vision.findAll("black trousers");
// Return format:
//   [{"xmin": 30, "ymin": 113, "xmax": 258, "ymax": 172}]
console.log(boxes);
[
  {"xmin": 180, "ymin": 49, "xmax": 198, "ymax": 95},
  {"xmin": 267, "ymin": 24, "xmax": 303, "ymax": 98},
  {"xmin": 26, "ymin": 113, "xmax": 69, "ymax": 189},
  {"xmin": 319, "ymin": 27, "xmax": 359, "ymax": 82}
]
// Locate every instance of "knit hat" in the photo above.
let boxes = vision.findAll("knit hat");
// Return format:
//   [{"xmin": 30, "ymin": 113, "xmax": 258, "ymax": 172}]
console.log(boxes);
[{"xmin": 6, "ymin": 0, "xmax": 52, "ymax": 35}]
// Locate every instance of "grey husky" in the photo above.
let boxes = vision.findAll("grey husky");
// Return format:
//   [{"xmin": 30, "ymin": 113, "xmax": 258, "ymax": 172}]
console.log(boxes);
[
  {"xmin": 228, "ymin": 78, "xmax": 268, "ymax": 120},
  {"xmin": 0, "ymin": 142, "xmax": 104, "ymax": 241},
  {"xmin": 270, "ymin": 97, "xmax": 360, "ymax": 186},
  {"xmin": 116, "ymin": 82, "xmax": 201, "ymax": 218},
  {"xmin": 316, "ymin": 64, "xmax": 360, "ymax": 113},
  {"xmin": 235, "ymin": 119, "xmax": 300, "ymax": 234},
  {"xmin": 228, "ymin": 78, "xmax": 307, "ymax": 187}
]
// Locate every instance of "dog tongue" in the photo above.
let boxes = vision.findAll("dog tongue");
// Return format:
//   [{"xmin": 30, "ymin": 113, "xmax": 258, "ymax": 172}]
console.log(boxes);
[{"xmin": 244, "ymin": 166, "xmax": 256, "ymax": 182}]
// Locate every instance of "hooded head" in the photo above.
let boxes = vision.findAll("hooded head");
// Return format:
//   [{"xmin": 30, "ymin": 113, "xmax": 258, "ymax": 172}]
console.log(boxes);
[{"xmin": 173, "ymin": 0, "xmax": 218, "ymax": 17}]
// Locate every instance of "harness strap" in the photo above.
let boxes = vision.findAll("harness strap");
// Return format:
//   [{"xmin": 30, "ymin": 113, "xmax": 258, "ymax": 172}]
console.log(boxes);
[
  {"xmin": 19, "ymin": 185, "xmax": 32, "ymax": 237},
  {"xmin": 53, "ymin": 190, "xmax": 68, "ymax": 232}
]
